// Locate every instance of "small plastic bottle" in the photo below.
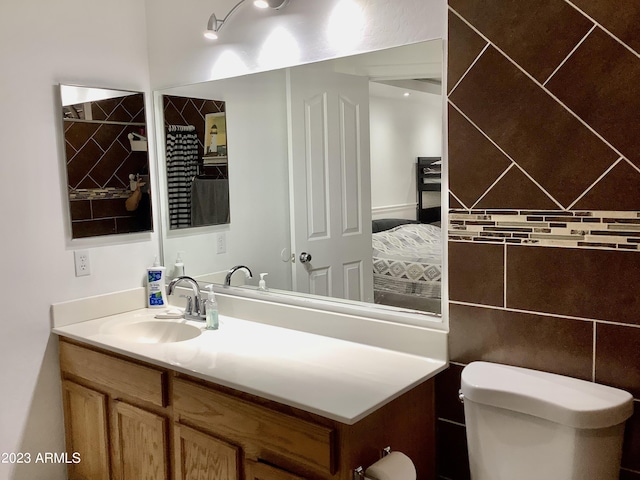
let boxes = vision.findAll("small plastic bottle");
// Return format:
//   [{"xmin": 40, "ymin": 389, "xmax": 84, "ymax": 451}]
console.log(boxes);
[
  {"xmin": 147, "ymin": 257, "xmax": 166, "ymax": 308},
  {"xmin": 258, "ymin": 273, "xmax": 269, "ymax": 291},
  {"xmin": 204, "ymin": 286, "xmax": 219, "ymax": 330},
  {"xmin": 173, "ymin": 252, "xmax": 185, "ymax": 278}
]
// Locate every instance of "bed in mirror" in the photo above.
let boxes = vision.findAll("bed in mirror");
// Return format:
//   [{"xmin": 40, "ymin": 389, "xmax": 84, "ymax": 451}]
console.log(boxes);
[
  {"xmin": 59, "ymin": 85, "xmax": 153, "ymax": 238},
  {"xmin": 154, "ymin": 39, "xmax": 445, "ymax": 325}
]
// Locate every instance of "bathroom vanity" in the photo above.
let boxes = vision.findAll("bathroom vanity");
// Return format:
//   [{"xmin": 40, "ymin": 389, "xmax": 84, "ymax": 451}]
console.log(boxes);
[
  {"xmin": 59, "ymin": 338, "xmax": 435, "ymax": 480},
  {"xmin": 53, "ymin": 294, "xmax": 447, "ymax": 480}
]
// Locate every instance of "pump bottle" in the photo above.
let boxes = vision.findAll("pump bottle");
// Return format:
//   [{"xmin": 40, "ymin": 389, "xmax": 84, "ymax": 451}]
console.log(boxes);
[
  {"xmin": 204, "ymin": 286, "xmax": 219, "ymax": 330},
  {"xmin": 173, "ymin": 252, "xmax": 185, "ymax": 278},
  {"xmin": 258, "ymin": 273, "xmax": 269, "ymax": 291}
]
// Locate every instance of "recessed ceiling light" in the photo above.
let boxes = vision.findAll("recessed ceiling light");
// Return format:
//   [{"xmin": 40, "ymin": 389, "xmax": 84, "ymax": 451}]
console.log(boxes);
[{"xmin": 403, "ymin": 92, "xmax": 411, "ymax": 97}]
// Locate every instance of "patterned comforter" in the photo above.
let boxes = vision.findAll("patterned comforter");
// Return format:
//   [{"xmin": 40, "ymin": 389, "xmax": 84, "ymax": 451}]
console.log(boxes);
[{"xmin": 372, "ymin": 223, "xmax": 442, "ymax": 299}]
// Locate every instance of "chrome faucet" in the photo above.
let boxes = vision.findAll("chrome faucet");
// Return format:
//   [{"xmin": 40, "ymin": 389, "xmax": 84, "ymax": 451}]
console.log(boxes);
[
  {"xmin": 167, "ymin": 276, "xmax": 204, "ymax": 320},
  {"xmin": 224, "ymin": 265, "xmax": 253, "ymax": 287}
]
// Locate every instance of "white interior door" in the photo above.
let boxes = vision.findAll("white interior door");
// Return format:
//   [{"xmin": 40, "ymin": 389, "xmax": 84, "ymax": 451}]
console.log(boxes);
[{"xmin": 287, "ymin": 65, "xmax": 373, "ymax": 302}]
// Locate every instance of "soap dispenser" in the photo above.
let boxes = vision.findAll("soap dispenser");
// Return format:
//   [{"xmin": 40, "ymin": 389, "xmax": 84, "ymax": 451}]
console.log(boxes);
[
  {"xmin": 258, "ymin": 273, "xmax": 269, "ymax": 291},
  {"xmin": 173, "ymin": 252, "xmax": 185, "ymax": 278},
  {"xmin": 204, "ymin": 286, "xmax": 219, "ymax": 330}
]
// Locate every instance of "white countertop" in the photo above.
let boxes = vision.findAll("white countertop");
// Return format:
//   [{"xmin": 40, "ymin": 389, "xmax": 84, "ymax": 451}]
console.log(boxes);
[{"xmin": 53, "ymin": 308, "xmax": 446, "ymax": 424}]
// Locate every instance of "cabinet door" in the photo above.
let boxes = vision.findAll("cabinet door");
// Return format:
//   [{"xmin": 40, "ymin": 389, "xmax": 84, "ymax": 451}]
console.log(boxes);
[
  {"xmin": 61, "ymin": 381, "xmax": 110, "ymax": 480},
  {"xmin": 245, "ymin": 460, "xmax": 306, "ymax": 480},
  {"xmin": 174, "ymin": 379, "xmax": 334, "ymax": 475},
  {"xmin": 174, "ymin": 425, "xmax": 239, "ymax": 480},
  {"xmin": 111, "ymin": 400, "xmax": 169, "ymax": 480}
]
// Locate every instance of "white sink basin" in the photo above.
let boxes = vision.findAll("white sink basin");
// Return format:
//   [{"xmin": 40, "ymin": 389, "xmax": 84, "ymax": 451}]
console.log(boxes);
[{"xmin": 107, "ymin": 320, "xmax": 202, "ymax": 344}]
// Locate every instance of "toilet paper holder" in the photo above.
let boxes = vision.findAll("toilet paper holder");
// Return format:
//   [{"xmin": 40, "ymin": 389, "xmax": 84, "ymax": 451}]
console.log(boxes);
[{"xmin": 353, "ymin": 446, "xmax": 391, "ymax": 480}]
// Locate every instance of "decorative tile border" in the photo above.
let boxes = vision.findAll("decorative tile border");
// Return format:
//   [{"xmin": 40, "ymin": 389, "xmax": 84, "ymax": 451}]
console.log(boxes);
[
  {"xmin": 69, "ymin": 188, "xmax": 130, "ymax": 200},
  {"xmin": 448, "ymin": 209, "xmax": 640, "ymax": 250}
]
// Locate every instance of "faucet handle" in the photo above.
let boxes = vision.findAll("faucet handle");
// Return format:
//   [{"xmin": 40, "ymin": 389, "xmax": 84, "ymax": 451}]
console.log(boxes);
[{"xmin": 179, "ymin": 295, "xmax": 193, "ymax": 315}]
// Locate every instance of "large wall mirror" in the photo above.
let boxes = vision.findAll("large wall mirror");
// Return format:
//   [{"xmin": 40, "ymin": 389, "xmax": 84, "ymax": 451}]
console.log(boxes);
[
  {"xmin": 59, "ymin": 85, "xmax": 153, "ymax": 238},
  {"xmin": 155, "ymin": 39, "xmax": 445, "ymax": 325}
]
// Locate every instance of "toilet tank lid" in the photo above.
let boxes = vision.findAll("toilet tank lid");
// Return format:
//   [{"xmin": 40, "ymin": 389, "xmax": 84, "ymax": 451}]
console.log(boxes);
[{"xmin": 460, "ymin": 362, "xmax": 633, "ymax": 429}]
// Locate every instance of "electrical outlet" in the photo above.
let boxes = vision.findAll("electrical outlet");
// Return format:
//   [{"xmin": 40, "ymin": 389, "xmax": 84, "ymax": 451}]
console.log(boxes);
[
  {"xmin": 74, "ymin": 250, "xmax": 91, "ymax": 277},
  {"xmin": 216, "ymin": 233, "xmax": 226, "ymax": 254}
]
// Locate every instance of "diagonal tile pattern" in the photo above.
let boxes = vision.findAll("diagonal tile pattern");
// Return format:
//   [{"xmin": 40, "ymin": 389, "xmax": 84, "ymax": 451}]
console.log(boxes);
[
  {"xmin": 64, "ymin": 94, "xmax": 151, "ymax": 237},
  {"xmin": 449, "ymin": 0, "xmax": 593, "ymax": 83},
  {"xmin": 449, "ymin": 45, "xmax": 617, "ymax": 208},
  {"xmin": 447, "ymin": 12, "xmax": 487, "ymax": 93},
  {"xmin": 447, "ymin": 105, "xmax": 511, "ymax": 207},
  {"xmin": 445, "ymin": 3, "xmax": 640, "ymax": 479},
  {"xmin": 569, "ymin": 0, "xmax": 640, "ymax": 55},
  {"xmin": 448, "ymin": 1, "xmax": 640, "ymax": 213},
  {"xmin": 64, "ymin": 94, "xmax": 147, "ymax": 190},
  {"xmin": 547, "ymin": 27, "xmax": 640, "ymax": 168},
  {"xmin": 475, "ymin": 166, "xmax": 558, "ymax": 210},
  {"xmin": 573, "ymin": 161, "xmax": 640, "ymax": 211}
]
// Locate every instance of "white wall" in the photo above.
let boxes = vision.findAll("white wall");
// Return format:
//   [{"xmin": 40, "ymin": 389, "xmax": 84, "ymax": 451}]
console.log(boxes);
[
  {"xmin": 0, "ymin": 1, "xmax": 154, "ymax": 479},
  {"xmin": 370, "ymin": 90, "xmax": 443, "ymax": 218},
  {"xmin": 146, "ymin": 0, "xmax": 445, "ymax": 88},
  {"xmin": 158, "ymin": 70, "xmax": 292, "ymax": 290}
]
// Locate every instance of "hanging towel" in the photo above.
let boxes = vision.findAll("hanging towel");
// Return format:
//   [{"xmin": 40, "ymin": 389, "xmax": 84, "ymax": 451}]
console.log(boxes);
[
  {"xmin": 191, "ymin": 178, "xmax": 230, "ymax": 226},
  {"xmin": 166, "ymin": 125, "xmax": 198, "ymax": 228}
]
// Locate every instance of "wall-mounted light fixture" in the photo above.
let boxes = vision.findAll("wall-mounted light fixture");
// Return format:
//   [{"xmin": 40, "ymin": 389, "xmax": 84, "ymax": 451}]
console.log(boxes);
[
  {"xmin": 204, "ymin": 0, "xmax": 291, "ymax": 40},
  {"xmin": 254, "ymin": 0, "xmax": 290, "ymax": 9}
]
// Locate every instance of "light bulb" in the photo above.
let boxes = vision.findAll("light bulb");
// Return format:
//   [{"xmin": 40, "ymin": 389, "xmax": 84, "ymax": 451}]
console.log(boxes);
[
  {"xmin": 254, "ymin": 0, "xmax": 269, "ymax": 8},
  {"xmin": 204, "ymin": 30, "xmax": 218, "ymax": 40}
]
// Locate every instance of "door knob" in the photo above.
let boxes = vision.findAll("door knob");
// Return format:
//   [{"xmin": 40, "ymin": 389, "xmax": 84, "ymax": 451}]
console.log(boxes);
[{"xmin": 299, "ymin": 252, "xmax": 312, "ymax": 263}]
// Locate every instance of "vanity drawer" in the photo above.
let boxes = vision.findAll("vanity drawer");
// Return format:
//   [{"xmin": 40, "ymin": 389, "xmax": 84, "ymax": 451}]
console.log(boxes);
[
  {"xmin": 173, "ymin": 378, "xmax": 335, "ymax": 475},
  {"xmin": 59, "ymin": 341, "xmax": 166, "ymax": 407},
  {"xmin": 245, "ymin": 459, "xmax": 306, "ymax": 480}
]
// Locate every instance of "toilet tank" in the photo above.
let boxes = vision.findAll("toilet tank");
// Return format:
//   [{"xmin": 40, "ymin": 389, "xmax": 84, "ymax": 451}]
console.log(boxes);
[{"xmin": 460, "ymin": 362, "xmax": 633, "ymax": 480}]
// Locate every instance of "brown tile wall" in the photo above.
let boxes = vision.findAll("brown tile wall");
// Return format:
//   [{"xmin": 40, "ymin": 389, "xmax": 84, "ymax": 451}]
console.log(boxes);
[
  {"xmin": 442, "ymin": 1, "xmax": 640, "ymax": 479},
  {"xmin": 64, "ymin": 93, "xmax": 152, "ymax": 237},
  {"xmin": 64, "ymin": 94, "xmax": 148, "ymax": 190},
  {"xmin": 69, "ymin": 195, "xmax": 152, "ymax": 238}
]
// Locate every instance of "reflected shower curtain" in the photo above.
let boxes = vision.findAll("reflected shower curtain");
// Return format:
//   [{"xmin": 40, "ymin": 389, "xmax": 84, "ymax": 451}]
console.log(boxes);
[{"xmin": 166, "ymin": 125, "xmax": 198, "ymax": 228}]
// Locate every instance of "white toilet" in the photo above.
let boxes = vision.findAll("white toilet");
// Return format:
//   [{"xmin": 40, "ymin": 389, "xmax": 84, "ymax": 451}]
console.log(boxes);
[{"xmin": 460, "ymin": 362, "xmax": 634, "ymax": 480}]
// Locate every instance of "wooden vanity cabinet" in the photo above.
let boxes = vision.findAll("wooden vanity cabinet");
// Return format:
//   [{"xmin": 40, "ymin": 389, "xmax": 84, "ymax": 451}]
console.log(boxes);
[
  {"xmin": 59, "ymin": 339, "xmax": 436, "ymax": 480},
  {"xmin": 174, "ymin": 424, "xmax": 240, "ymax": 480},
  {"xmin": 111, "ymin": 401, "xmax": 169, "ymax": 480},
  {"xmin": 59, "ymin": 340, "xmax": 171, "ymax": 480},
  {"xmin": 172, "ymin": 377, "xmax": 335, "ymax": 477},
  {"xmin": 61, "ymin": 380, "xmax": 111, "ymax": 480},
  {"xmin": 172, "ymin": 374, "xmax": 435, "ymax": 480}
]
